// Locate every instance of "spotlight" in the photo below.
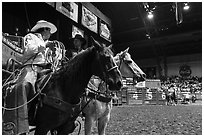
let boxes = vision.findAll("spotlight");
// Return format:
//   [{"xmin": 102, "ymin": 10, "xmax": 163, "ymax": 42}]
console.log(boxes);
[
  {"xmin": 183, "ymin": 3, "xmax": 190, "ymax": 10},
  {"xmin": 146, "ymin": 34, "xmax": 151, "ymax": 39},
  {"xmin": 147, "ymin": 12, "xmax": 154, "ymax": 19}
]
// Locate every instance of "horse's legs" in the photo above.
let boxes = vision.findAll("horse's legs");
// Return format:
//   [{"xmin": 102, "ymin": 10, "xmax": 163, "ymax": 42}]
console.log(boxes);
[
  {"xmin": 170, "ymin": 97, "xmax": 172, "ymax": 105},
  {"xmin": 166, "ymin": 96, "xmax": 169, "ymax": 105},
  {"xmin": 174, "ymin": 97, "xmax": 177, "ymax": 106},
  {"xmin": 165, "ymin": 97, "xmax": 168, "ymax": 105},
  {"xmin": 34, "ymin": 126, "xmax": 49, "ymax": 135},
  {"xmin": 50, "ymin": 129, "xmax": 57, "ymax": 135},
  {"xmin": 98, "ymin": 114, "xmax": 110, "ymax": 135},
  {"xmin": 84, "ymin": 116, "xmax": 94, "ymax": 135},
  {"xmin": 33, "ymin": 105, "xmax": 62, "ymax": 135},
  {"xmin": 55, "ymin": 121, "xmax": 77, "ymax": 135}
]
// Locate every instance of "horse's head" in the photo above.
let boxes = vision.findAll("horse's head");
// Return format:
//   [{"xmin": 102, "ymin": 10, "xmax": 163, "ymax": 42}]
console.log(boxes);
[
  {"xmin": 114, "ymin": 47, "xmax": 146, "ymax": 83},
  {"xmin": 91, "ymin": 37, "xmax": 122, "ymax": 90}
]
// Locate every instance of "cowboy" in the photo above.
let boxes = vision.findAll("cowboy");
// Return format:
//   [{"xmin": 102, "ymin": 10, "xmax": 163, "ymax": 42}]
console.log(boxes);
[
  {"xmin": 2, "ymin": 20, "xmax": 57, "ymax": 134},
  {"xmin": 11, "ymin": 20, "xmax": 57, "ymax": 87},
  {"xmin": 67, "ymin": 34, "xmax": 87, "ymax": 59}
]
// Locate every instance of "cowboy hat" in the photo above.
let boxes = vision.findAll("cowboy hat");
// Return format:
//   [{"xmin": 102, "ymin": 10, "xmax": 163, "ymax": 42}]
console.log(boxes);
[
  {"xmin": 72, "ymin": 34, "xmax": 86, "ymax": 46},
  {"xmin": 31, "ymin": 20, "xmax": 57, "ymax": 34}
]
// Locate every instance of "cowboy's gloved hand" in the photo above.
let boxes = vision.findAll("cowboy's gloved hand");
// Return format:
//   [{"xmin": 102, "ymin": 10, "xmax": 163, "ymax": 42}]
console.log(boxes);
[
  {"xmin": 46, "ymin": 41, "xmax": 54, "ymax": 47},
  {"xmin": 46, "ymin": 41, "xmax": 56, "ymax": 52},
  {"xmin": 38, "ymin": 45, "xmax": 46, "ymax": 53}
]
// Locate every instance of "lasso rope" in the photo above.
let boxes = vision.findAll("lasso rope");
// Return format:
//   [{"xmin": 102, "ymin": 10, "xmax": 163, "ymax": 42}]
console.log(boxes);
[
  {"xmin": 2, "ymin": 69, "xmax": 19, "ymax": 87},
  {"xmin": 2, "ymin": 40, "xmax": 65, "ymax": 111},
  {"xmin": 2, "ymin": 73, "xmax": 52, "ymax": 111},
  {"xmin": 45, "ymin": 40, "xmax": 66, "ymax": 72}
]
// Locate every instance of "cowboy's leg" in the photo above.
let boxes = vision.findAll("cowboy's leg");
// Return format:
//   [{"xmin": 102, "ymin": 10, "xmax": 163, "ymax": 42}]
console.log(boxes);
[
  {"xmin": 2, "ymin": 66, "xmax": 37, "ymax": 134},
  {"xmin": 2, "ymin": 83, "xmax": 29, "ymax": 135},
  {"xmin": 15, "ymin": 66, "xmax": 38, "ymax": 134},
  {"xmin": 15, "ymin": 82, "xmax": 30, "ymax": 134},
  {"xmin": 23, "ymin": 66, "xmax": 39, "ymax": 92},
  {"xmin": 9, "ymin": 65, "xmax": 38, "ymax": 91}
]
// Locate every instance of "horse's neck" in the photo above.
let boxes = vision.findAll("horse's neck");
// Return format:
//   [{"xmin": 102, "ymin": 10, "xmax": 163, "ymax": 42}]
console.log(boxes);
[{"xmin": 60, "ymin": 48, "xmax": 96, "ymax": 102}]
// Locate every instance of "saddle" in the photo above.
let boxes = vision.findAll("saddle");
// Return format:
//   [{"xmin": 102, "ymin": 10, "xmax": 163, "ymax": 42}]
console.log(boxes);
[
  {"xmin": 2, "ymin": 67, "xmax": 53, "ymax": 134},
  {"xmin": 31, "ymin": 71, "xmax": 82, "ymax": 128},
  {"xmin": 2, "ymin": 40, "xmax": 66, "ymax": 134}
]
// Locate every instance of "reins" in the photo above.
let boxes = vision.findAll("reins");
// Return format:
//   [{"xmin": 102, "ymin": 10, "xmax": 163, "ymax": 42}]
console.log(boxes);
[
  {"xmin": 81, "ymin": 54, "xmax": 125, "ymax": 113},
  {"xmin": 84, "ymin": 53, "xmax": 125, "ymax": 101}
]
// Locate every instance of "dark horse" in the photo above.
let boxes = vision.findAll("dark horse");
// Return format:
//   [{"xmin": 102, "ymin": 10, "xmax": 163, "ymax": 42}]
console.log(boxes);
[
  {"xmin": 34, "ymin": 39, "xmax": 122, "ymax": 134},
  {"xmin": 3, "ymin": 38, "xmax": 122, "ymax": 135}
]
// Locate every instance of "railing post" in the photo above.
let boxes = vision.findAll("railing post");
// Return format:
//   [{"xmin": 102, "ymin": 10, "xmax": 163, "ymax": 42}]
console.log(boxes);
[{"xmin": 142, "ymin": 88, "xmax": 145, "ymax": 104}]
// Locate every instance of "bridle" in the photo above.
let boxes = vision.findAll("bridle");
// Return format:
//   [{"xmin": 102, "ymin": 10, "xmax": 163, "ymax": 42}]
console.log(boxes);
[
  {"xmin": 107, "ymin": 65, "xmax": 118, "ymax": 72},
  {"xmin": 96, "ymin": 51, "xmax": 119, "ymax": 86},
  {"xmin": 87, "ymin": 52, "xmax": 125, "ymax": 95},
  {"xmin": 117, "ymin": 53, "xmax": 141, "ymax": 78},
  {"xmin": 117, "ymin": 53, "xmax": 126, "ymax": 72}
]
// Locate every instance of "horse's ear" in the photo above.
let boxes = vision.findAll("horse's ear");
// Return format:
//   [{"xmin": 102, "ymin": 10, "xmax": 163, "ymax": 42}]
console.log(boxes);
[
  {"xmin": 120, "ymin": 47, "xmax": 129, "ymax": 58},
  {"xmin": 91, "ymin": 36, "xmax": 102, "ymax": 50},
  {"xmin": 120, "ymin": 47, "xmax": 129, "ymax": 57},
  {"xmin": 108, "ymin": 44, "xmax": 113, "ymax": 49},
  {"xmin": 124, "ymin": 47, "xmax": 129, "ymax": 53}
]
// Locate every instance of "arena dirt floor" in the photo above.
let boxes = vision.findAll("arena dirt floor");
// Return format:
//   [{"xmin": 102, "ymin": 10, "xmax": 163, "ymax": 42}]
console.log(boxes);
[
  {"xmin": 71, "ymin": 100, "xmax": 202, "ymax": 135},
  {"xmin": 30, "ymin": 100, "xmax": 202, "ymax": 135}
]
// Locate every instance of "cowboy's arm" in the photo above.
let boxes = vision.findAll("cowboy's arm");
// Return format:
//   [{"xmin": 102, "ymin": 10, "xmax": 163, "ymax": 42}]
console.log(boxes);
[{"xmin": 24, "ymin": 34, "xmax": 45, "ymax": 56}]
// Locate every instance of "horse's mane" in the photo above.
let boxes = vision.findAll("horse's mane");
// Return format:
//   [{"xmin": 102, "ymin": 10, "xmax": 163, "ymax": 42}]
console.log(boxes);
[
  {"xmin": 103, "ymin": 46, "xmax": 114, "ymax": 56},
  {"xmin": 51, "ymin": 46, "xmax": 95, "ymax": 81},
  {"xmin": 49, "ymin": 44, "xmax": 114, "ymax": 84}
]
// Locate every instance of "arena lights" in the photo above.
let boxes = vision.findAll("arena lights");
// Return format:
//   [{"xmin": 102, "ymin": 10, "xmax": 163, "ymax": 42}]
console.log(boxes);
[
  {"xmin": 183, "ymin": 3, "xmax": 190, "ymax": 10},
  {"xmin": 143, "ymin": 3, "xmax": 156, "ymax": 20},
  {"xmin": 146, "ymin": 33, "xmax": 151, "ymax": 39},
  {"xmin": 147, "ymin": 12, "xmax": 154, "ymax": 19}
]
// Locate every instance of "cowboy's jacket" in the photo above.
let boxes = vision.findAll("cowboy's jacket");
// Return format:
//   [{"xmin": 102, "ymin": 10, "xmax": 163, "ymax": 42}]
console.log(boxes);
[{"xmin": 23, "ymin": 33, "xmax": 48, "ymax": 65}]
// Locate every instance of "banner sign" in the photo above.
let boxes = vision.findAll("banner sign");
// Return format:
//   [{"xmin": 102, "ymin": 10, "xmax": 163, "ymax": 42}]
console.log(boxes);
[
  {"xmin": 135, "ymin": 81, "xmax": 145, "ymax": 88},
  {"xmin": 179, "ymin": 64, "xmax": 192, "ymax": 77},
  {"xmin": 72, "ymin": 25, "xmax": 84, "ymax": 38},
  {"xmin": 100, "ymin": 19, "xmax": 111, "ymax": 42},
  {"xmin": 56, "ymin": 2, "xmax": 78, "ymax": 23},
  {"xmin": 81, "ymin": 6, "xmax": 98, "ymax": 33}
]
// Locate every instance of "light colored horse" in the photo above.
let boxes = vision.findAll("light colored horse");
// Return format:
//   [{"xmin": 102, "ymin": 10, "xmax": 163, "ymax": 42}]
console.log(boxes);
[{"xmin": 81, "ymin": 47, "xmax": 146, "ymax": 135}]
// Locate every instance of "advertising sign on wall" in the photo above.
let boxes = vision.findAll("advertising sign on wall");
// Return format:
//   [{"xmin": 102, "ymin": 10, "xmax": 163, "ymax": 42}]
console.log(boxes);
[
  {"xmin": 81, "ymin": 6, "xmax": 98, "ymax": 33},
  {"xmin": 72, "ymin": 25, "xmax": 84, "ymax": 38},
  {"xmin": 56, "ymin": 2, "xmax": 78, "ymax": 23},
  {"xmin": 179, "ymin": 64, "xmax": 192, "ymax": 77},
  {"xmin": 100, "ymin": 19, "xmax": 111, "ymax": 42}
]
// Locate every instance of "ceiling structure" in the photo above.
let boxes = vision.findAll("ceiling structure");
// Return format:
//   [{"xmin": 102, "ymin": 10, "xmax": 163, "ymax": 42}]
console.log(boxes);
[
  {"xmin": 2, "ymin": 2, "xmax": 202, "ymax": 61},
  {"xmin": 91, "ymin": 2, "xmax": 202, "ymax": 60}
]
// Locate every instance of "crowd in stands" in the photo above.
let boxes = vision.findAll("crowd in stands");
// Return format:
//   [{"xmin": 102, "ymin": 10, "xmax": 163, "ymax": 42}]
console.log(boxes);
[{"xmin": 160, "ymin": 75, "xmax": 202, "ymax": 95}]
